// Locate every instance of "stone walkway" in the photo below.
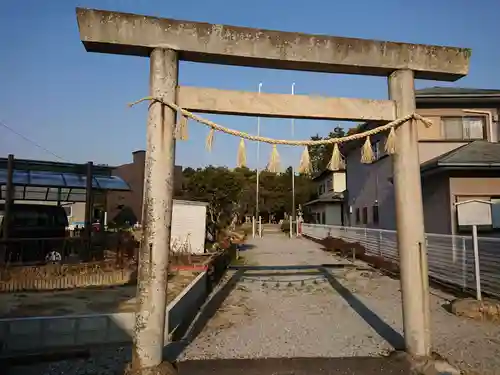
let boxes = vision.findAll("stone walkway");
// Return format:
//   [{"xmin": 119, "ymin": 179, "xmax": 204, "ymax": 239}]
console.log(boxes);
[
  {"xmin": 179, "ymin": 235, "xmax": 404, "ymax": 361},
  {"xmin": 180, "ymin": 234, "xmax": 500, "ymax": 375}
]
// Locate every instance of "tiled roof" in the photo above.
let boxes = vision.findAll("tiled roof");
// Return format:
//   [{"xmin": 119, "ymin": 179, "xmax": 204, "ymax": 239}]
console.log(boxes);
[
  {"xmin": 312, "ymin": 168, "xmax": 345, "ymax": 181},
  {"xmin": 421, "ymin": 141, "xmax": 500, "ymax": 172}
]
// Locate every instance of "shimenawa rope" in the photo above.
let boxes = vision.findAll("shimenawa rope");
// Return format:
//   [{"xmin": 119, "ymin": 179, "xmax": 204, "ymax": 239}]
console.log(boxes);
[{"xmin": 128, "ymin": 96, "xmax": 432, "ymax": 173}]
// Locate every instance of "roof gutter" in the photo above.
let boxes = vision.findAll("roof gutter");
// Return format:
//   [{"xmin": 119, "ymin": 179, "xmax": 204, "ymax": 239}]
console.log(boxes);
[
  {"xmin": 417, "ymin": 93, "xmax": 500, "ymax": 98},
  {"xmin": 420, "ymin": 163, "xmax": 500, "ymax": 177},
  {"xmin": 438, "ymin": 162, "xmax": 500, "ymax": 168},
  {"xmin": 416, "ymin": 97, "xmax": 500, "ymax": 106}
]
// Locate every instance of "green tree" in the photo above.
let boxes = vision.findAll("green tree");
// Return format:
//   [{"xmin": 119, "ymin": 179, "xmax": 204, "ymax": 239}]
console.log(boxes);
[
  {"xmin": 180, "ymin": 165, "xmax": 317, "ymax": 233},
  {"xmin": 180, "ymin": 166, "xmax": 243, "ymax": 239}
]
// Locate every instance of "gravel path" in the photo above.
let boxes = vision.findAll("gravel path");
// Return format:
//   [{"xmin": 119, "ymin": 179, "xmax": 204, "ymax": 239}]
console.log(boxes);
[
  {"xmin": 180, "ymin": 236, "xmax": 390, "ymax": 359},
  {"xmin": 7, "ymin": 234, "xmax": 500, "ymax": 375},
  {"xmin": 180, "ymin": 235, "xmax": 500, "ymax": 375},
  {"xmin": 341, "ymin": 266, "xmax": 500, "ymax": 375}
]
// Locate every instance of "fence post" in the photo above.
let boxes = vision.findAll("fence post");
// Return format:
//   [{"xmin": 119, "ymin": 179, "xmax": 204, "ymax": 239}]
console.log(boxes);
[
  {"xmin": 289, "ymin": 220, "xmax": 293, "ymax": 239},
  {"xmin": 452, "ymin": 234, "xmax": 457, "ymax": 264},
  {"xmin": 252, "ymin": 216, "xmax": 256, "ymax": 238},
  {"xmin": 378, "ymin": 231, "xmax": 382, "ymax": 256},
  {"xmin": 461, "ymin": 237, "xmax": 467, "ymax": 291}
]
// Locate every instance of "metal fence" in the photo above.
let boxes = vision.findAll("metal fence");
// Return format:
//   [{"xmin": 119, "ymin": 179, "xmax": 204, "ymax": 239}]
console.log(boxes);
[
  {"xmin": 0, "ymin": 230, "xmax": 138, "ymax": 267},
  {"xmin": 302, "ymin": 223, "xmax": 500, "ymax": 298}
]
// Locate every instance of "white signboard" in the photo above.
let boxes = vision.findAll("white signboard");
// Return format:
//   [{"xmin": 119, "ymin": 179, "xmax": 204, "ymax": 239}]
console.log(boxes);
[
  {"xmin": 454, "ymin": 199, "xmax": 491, "ymax": 301},
  {"xmin": 456, "ymin": 199, "xmax": 492, "ymax": 227}
]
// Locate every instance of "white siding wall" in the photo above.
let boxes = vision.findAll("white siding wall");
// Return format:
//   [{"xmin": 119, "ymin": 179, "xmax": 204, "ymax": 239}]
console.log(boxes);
[
  {"xmin": 309, "ymin": 203, "xmax": 343, "ymax": 225},
  {"xmin": 310, "ymin": 206, "xmax": 325, "ymax": 223},
  {"xmin": 171, "ymin": 200, "xmax": 207, "ymax": 254},
  {"xmin": 325, "ymin": 204, "xmax": 342, "ymax": 225}
]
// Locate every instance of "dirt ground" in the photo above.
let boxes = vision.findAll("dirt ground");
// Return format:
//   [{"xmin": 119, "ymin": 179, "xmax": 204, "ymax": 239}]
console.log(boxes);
[{"xmin": 0, "ymin": 270, "xmax": 198, "ymax": 318}]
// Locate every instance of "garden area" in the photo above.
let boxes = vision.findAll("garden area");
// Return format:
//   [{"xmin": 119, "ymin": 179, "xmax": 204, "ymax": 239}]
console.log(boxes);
[
  {"xmin": 0, "ymin": 225, "xmax": 240, "ymax": 318},
  {"xmin": 0, "ymin": 271, "xmax": 197, "ymax": 318}
]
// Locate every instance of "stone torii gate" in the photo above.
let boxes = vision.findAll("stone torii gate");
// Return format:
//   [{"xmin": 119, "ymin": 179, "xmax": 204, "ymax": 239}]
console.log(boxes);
[{"xmin": 76, "ymin": 8, "xmax": 469, "ymax": 374}]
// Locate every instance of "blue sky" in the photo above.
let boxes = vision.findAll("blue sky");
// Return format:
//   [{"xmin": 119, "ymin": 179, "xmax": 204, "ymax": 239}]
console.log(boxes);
[{"xmin": 0, "ymin": 0, "xmax": 498, "ymax": 169}]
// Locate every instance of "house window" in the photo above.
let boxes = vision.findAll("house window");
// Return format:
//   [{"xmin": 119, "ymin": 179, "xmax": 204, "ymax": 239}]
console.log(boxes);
[
  {"xmin": 372, "ymin": 205, "xmax": 379, "ymax": 224},
  {"xmin": 327, "ymin": 177, "xmax": 333, "ymax": 191},
  {"xmin": 442, "ymin": 116, "xmax": 486, "ymax": 140},
  {"xmin": 371, "ymin": 140, "xmax": 386, "ymax": 160},
  {"xmin": 492, "ymin": 199, "xmax": 500, "ymax": 229},
  {"xmin": 355, "ymin": 208, "xmax": 360, "ymax": 224},
  {"xmin": 318, "ymin": 182, "xmax": 325, "ymax": 196},
  {"xmin": 321, "ymin": 212, "xmax": 326, "ymax": 225},
  {"xmin": 362, "ymin": 207, "xmax": 368, "ymax": 225}
]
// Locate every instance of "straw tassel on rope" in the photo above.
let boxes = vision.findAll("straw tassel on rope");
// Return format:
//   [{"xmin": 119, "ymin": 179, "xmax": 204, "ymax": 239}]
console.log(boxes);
[
  {"xmin": 129, "ymin": 97, "xmax": 434, "ymax": 149},
  {"xmin": 298, "ymin": 146, "xmax": 312, "ymax": 174},
  {"xmin": 327, "ymin": 144, "xmax": 344, "ymax": 171},
  {"xmin": 384, "ymin": 127, "xmax": 397, "ymax": 155},
  {"xmin": 237, "ymin": 138, "xmax": 246, "ymax": 167},
  {"xmin": 267, "ymin": 145, "xmax": 281, "ymax": 173},
  {"xmin": 361, "ymin": 136, "xmax": 375, "ymax": 164},
  {"xmin": 205, "ymin": 128, "xmax": 215, "ymax": 151},
  {"xmin": 177, "ymin": 114, "xmax": 189, "ymax": 140}
]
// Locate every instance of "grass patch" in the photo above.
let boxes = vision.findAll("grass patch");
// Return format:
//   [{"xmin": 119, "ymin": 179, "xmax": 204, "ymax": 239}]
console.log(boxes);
[
  {"xmin": 231, "ymin": 254, "xmax": 258, "ymax": 267},
  {"xmin": 231, "ymin": 255, "xmax": 248, "ymax": 266}
]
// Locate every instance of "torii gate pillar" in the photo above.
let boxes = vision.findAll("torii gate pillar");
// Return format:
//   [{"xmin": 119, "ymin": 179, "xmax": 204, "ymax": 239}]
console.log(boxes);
[
  {"xmin": 130, "ymin": 48, "xmax": 178, "ymax": 373},
  {"xmin": 389, "ymin": 69, "xmax": 431, "ymax": 356}
]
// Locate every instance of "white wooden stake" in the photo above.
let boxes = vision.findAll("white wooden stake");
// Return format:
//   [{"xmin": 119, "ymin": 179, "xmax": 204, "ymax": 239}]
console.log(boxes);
[
  {"xmin": 259, "ymin": 216, "xmax": 262, "ymax": 237},
  {"xmin": 472, "ymin": 224, "xmax": 482, "ymax": 301}
]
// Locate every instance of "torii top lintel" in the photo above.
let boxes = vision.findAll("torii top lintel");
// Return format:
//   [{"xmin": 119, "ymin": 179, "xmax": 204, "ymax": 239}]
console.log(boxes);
[{"xmin": 76, "ymin": 8, "xmax": 470, "ymax": 81}]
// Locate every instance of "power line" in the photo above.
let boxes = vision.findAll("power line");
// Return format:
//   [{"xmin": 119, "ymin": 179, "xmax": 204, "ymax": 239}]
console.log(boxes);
[{"xmin": 0, "ymin": 119, "xmax": 68, "ymax": 162}]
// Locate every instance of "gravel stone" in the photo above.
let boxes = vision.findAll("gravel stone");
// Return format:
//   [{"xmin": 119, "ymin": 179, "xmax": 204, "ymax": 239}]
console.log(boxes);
[
  {"xmin": 180, "ymin": 236, "xmax": 389, "ymax": 360},
  {"xmin": 180, "ymin": 235, "xmax": 500, "ymax": 375},
  {"xmin": 7, "ymin": 234, "xmax": 500, "ymax": 375}
]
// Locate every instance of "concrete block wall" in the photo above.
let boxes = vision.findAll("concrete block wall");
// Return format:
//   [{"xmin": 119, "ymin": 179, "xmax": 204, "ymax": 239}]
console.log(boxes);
[
  {"xmin": 0, "ymin": 272, "xmax": 208, "ymax": 355},
  {"xmin": 167, "ymin": 271, "xmax": 207, "ymax": 340}
]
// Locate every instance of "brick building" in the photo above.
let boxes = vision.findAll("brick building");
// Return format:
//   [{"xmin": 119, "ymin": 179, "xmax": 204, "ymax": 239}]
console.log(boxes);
[{"xmin": 107, "ymin": 150, "xmax": 183, "ymax": 225}]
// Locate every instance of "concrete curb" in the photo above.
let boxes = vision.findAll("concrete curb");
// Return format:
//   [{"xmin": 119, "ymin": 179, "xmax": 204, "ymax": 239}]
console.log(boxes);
[
  {"xmin": 0, "ymin": 271, "xmax": 208, "ymax": 357},
  {"xmin": 411, "ymin": 358, "xmax": 461, "ymax": 375},
  {"xmin": 388, "ymin": 352, "xmax": 461, "ymax": 375}
]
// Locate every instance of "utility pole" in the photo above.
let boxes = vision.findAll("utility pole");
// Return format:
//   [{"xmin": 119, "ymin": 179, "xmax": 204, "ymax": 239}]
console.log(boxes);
[
  {"xmin": 256, "ymin": 83, "xmax": 262, "ymax": 228},
  {"xmin": 291, "ymin": 83, "xmax": 296, "ymax": 225}
]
